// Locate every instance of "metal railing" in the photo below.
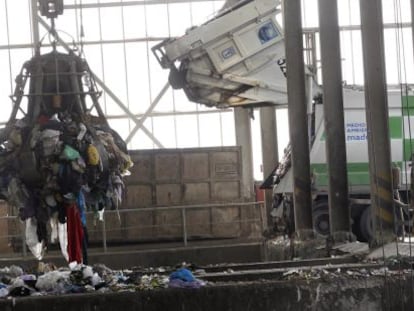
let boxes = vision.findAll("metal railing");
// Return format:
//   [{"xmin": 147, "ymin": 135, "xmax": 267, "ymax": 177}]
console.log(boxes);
[{"xmin": 0, "ymin": 201, "xmax": 265, "ymax": 258}]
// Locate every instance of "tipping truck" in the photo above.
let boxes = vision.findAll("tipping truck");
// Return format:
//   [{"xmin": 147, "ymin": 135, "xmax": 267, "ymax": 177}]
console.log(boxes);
[{"xmin": 152, "ymin": 0, "xmax": 413, "ymax": 241}]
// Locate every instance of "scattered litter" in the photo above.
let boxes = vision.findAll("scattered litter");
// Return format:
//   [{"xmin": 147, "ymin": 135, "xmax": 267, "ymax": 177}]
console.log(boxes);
[
  {"xmin": 36, "ymin": 270, "xmax": 70, "ymax": 293},
  {"xmin": 370, "ymin": 267, "xmax": 389, "ymax": 276},
  {"xmin": 0, "ymin": 263, "xmax": 207, "ymax": 299},
  {"xmin": 283, "ymin": 269, "xmax": 299, "ymax": 277}
]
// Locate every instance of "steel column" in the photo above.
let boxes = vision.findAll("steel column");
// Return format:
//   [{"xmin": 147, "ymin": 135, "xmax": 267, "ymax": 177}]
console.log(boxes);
[
  {"xmin": 30, "ymin": 0, "xmax": 40, "ymax": 50},
  {"xmin": 283, "ymin": 0, "xmax": 313, "ymax": 236},
  {"xmin": 360, "ymin": 0, "xmax": 395, "ymax": 245},
  {"xmin": 260, "ymin": 106, "xmax": 279, "ymax": 229},
  {"xmin": 318, "ymin": 0, "xmax": 351, "ymax": 235},
  {"xmin": 234, "ymin": 108, "xmax": 255, "ymax": 201}
]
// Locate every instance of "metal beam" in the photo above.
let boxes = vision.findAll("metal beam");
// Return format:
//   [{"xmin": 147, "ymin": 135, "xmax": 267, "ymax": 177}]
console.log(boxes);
[
  {"xmin": 0, "ymin": 92, "xmax": 232, "ymax": 124},
  {"xmin": 106, "ymin": 108, "xmax": 233, "ymax": 120},
  {"xmin": 360, "ymin": 0, "xmax": 395, "ymax": 245},
  {"xmin": 91, "ymin": 72, "xmax": 164, "ymax": 148},
  {"xmin": 0, "ymin": 108, "xmax": 233, "ymax": 126},
  {"xmin": 125, "ymin": 82, "xmax": 170, "ymax": 144},
  {"xmin": 64, "ymin": 0, "xmax": 218, "ymax": 9},
  {"xmin": 30, "ymin": 0, "xmax": 40, "ymax": 49},
  {"xmin": 3, "ymin": 22, "xmax": 412, "ymax": 51},
  {"xmin": 0, "ymin": 37, "xmax": 168, "ymax": 50},
  {"xmin": 66, "ymin": 37, "xmax": 169, "ymax": 45},
  {"xmin": 318, "ymin": 0, "xmax": 351, "ymax": 236},
  {"xmin": 303, "ymin": 22, "xmax": 412, "ymax": 33},
  {"xmin": 283, "ymin": 0, "xmax": 313, "ymax": 237},
  {"xmin": 38, "ymin": 16, "xmax": 164, "ymax": 148}
]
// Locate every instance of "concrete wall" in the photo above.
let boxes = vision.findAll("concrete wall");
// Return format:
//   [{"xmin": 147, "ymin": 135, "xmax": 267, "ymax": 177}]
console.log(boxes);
[
  {"xmin": 0, "ymin": 276, "xmax": 411, "ymax": 311},
  {"xmin": 126, "ymin": 147, "xmax": 243, "ymax": 206},
  {"xmin": 90, "ymin": 147, "xmax": 262, "ymax": 244}
]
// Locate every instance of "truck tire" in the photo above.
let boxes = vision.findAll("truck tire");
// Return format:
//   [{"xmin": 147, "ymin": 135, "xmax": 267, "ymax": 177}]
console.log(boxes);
[{"xmin": 313, "ymin": 200, "xmax": 330, "ymax": 236}]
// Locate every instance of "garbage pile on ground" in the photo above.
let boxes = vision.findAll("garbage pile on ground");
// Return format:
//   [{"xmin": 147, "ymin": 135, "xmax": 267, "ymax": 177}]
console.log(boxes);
[
  {"xmin": 280, "ymin": 266, "xmax": 408, "ymax": 281},
  {"xmin": 0, "ymin": 51, "xmax": 133, "ymax": 263},
  {"xmin": 0, "ymin": 264, "xmax": 207, "ymax": 298}
]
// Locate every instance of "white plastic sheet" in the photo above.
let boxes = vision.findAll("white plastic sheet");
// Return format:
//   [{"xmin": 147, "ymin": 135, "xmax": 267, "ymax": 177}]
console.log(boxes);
[
  {"xmin": 58, "ymin": 222, "xmax": 69, "ymax": 262},
  {"xmin": 25, "ymin": 218, "xmax": 44, "ymax": 260}
]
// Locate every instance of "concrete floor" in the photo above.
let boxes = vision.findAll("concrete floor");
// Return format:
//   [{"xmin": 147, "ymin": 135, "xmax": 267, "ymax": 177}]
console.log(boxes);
[{"xmin": 0, "ymin": 238, "xmax": 264, "ymax": 269}]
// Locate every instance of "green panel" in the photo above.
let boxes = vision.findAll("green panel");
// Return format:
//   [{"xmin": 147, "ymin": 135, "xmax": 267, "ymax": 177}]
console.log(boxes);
[
  {"xmin": 388, "ymin": 116, "xmax": 402, "ymax": 139},
  {"xmin": 311, "ymin": 163, "xmax": 370, "ymax": 187},
  {"xmin": 311, "ymin": 163, "xmax": 326, "ymax": 173},
  {"xmin": 313, "ymin": 173, "xmax": 370, "ymax": 187},
  {"xmin": 402, "ymin": 96, "xmax": 414, "ymax": 116},
  {"xmin": 402, "ymin": 107, "xmax": 414, "ymax": 116},
  {"xmin": 393, "ymin": 161, "xmax": 403, "ymax": 169},
  {"xmin": 404, "ymin": 139, "xmax": 414, "ymax": 161},
  {"xmin": 314, "ymin": 174, "xmax": 329, "ymax": 187},
  {"xmin": 402, "ymin": 96, "xmax": 414, "ymax": 108},
  {"xmin": 311, "ymin": 162, "xmax": 404, "ymax": 187},
  {"xmin": 311, "ymin": 163, "xmax": 369, "ymax": 174},
  {"xmin": 348, "ymin": 173, "xmax": 371, "ymax": 185}
]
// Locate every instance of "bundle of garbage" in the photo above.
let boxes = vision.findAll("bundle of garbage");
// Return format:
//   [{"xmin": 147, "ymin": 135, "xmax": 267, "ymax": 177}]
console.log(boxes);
[
  {"xmin": 0, "ymin": 264, "xmax": 206, "ymax": 298},
  {"xmin": 0, "ymin": 51, "xmax": 133, "ymax": 263},
  {"xmin": 1, "ymin": 112, "xmax": 132, "ymax": 262}
]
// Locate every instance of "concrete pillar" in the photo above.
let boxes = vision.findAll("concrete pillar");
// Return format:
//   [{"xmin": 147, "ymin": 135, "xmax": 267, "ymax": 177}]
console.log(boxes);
[
  {"xmin": 283, "ymin": 0, "xmax": 313, "ymax": 237},
  {"xmin": 260, "ymin": 106, "xmax": 278, "ymax": 229},
  {"xmin": 360, "ymin": 0, "xmax": 395, "ymax": 245},
  {"xmin": 234, "ymin": 107, "xmax": 255, "ymax": 201},
  {"xmin": 318, "ymin": 0, "xmax": 351, "ymax": 236}
]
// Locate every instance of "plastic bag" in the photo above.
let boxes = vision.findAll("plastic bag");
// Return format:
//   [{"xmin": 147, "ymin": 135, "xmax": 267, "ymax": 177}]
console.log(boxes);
[
  {"xmin": 58, "ymin": 222, "xmax": 69, "ymax": 262},
  {"xmin": 87, "ymin": 144, "xmax": 100, "ymax": 165},
  {"xmin": 36, "ymin": 270, "xmax": 70, "ymax": 292},
  {"xmin": 50, "ymin": 217, "xmax": 58, "ymax": 243},
  {"xmin": 25, "ymin": 218, "xmax": 44, "ymax": 260},
  {"xmin": 61, "ymin": 145, "xmax": 80, "ymax": 161}
]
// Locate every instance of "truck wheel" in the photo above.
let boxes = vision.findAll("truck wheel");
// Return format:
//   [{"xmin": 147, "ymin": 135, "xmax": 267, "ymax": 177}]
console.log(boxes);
[
  {"xmin": 313, "ymin": 201, "xmax": 330, "ymax": 236},
  {"xmin": 359, "ymin": 207, "xmax": 373, "ymax": 242}
]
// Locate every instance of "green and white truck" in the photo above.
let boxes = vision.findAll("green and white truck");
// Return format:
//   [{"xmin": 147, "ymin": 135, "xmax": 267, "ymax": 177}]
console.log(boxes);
[
  {"xmin": 152, "ymin": 0, "xmax": 414, "ymax": 240},
  {"xmin": 274, "ymin": 88, "xmax": 413, "ymax": 240}
]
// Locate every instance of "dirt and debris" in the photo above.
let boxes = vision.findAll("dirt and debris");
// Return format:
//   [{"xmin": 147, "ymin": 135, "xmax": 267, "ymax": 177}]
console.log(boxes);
[{"xmin": 0, "ymin": 257, "xmax": 413, "ymax": 311}]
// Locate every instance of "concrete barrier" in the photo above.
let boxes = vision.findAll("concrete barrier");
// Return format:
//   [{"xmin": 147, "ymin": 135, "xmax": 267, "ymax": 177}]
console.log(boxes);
[{"xmin": 0, "ymin": 275, "xmax": 411, "ymax": 311}]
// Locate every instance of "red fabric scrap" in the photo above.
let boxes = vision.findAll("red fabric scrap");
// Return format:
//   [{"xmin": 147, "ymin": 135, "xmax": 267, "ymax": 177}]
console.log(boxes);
[
  {"xmin": 37, "ymin": 114, "xmax": 50, "ymax": 125},
  {"xmin": 66, "ymin": 203, "xmax": 84, "ymax": 263}
]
